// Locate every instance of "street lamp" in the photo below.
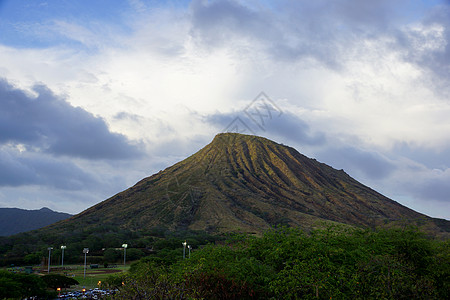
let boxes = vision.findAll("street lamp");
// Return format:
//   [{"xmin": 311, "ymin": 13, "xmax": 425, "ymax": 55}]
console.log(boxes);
[
  {"xmin": 61, "ymin": 246, "xmax": 66, "ymax": 268},
  {"xmin": 188, "ymin": 245, "xmax": 192, "ymax": 259},
  {"xmin": 47, "ymin": 247, "xmax": 53, "ymax": 273},
  {"xmin": 83, "ymin": 248, "xmax": 89, "ymax": 279},
  {"xmin": 182, "ymin": 241, "xmax": 187, "ymax": 259},
  {"xmin": 122, "ymin": 244, "xmax": 128, "ymax": 266}
]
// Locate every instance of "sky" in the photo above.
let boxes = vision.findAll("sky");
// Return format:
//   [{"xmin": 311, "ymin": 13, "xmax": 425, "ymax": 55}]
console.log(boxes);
[{"xmin": 0, "ymin": 0, "xmax": 449, "ymax": 219}]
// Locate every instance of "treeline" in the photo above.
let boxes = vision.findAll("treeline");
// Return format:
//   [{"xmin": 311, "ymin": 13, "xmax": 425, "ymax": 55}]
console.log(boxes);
[
  {"xmin": 0, "ymin": 272, "xmax": 78, "ymax": 299},
  {"xmin": 105, "ymin": 226, "xmax": 449, "ymax": 299},
  {"xmin": 0, "ymin": 225, "xmax": 220, "ymax": 267}
]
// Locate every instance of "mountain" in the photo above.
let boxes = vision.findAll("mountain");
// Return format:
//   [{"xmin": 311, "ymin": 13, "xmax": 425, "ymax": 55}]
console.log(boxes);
[
  {"xmin": 0, "ymin": 207, "xmax": 72, "ymax": 236},
  {"xmin": 50, "ymin": 133, "xmax": 447, "ymax": 236}
]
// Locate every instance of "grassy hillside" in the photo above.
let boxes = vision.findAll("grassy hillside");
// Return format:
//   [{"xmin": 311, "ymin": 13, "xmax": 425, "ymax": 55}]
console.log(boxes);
[{"xmin": 45, "ymin": 133, "xmax": 446, "ymax": 236}]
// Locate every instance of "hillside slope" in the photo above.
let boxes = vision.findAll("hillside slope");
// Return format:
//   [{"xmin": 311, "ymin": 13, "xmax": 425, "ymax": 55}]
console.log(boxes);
[{"xmin": 50, "ymin": 133, "xmax": 446, "ymax": 235}]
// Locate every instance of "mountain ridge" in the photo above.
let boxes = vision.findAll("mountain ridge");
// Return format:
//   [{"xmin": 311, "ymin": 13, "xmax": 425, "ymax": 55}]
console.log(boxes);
[
  {"xmin": 0, "ymin": 207, "xmax": 72, "ymax": 236},
  {"xmin": 52, "ymin": 133, "xmax": 447, "ymax": 236}
]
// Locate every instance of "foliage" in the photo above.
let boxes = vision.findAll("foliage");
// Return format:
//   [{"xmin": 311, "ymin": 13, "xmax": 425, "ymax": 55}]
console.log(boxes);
[
  {"xmin": 105, "ymin": 261, "xmax": 198, "ymax": 299},
  {"xmin": 103, "ymin": 248, "xmax": 122, "ymax": 263},
  {"xmin": 105, "ymin": 226, "xmax": 449, "ymax": 299},
  {"xmin": 23, "ymin": 252, "xmax": 41, "ymax": 265},
  {"xmin": 0, "ymin": 226, "xmax": 221, "ymax": 267},
  {"xmin": 42, "ymin": 274, "xmax": 79, "ymax": 290},
  {"xmin": 0, "ymin": 270, "xmax": 50, "ymax": 299}
]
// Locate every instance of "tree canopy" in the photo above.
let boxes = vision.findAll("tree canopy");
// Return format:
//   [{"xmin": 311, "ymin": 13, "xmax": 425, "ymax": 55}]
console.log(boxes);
[{"xmin": 105, "ymin": 226, "xmax": 449, "ymax": 299}]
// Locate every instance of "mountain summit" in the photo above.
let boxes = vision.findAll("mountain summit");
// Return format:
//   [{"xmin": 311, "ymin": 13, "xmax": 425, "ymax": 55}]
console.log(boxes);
[{"xmin": 60, "ymin": 133, "xmax": 444, "ymax": 235}]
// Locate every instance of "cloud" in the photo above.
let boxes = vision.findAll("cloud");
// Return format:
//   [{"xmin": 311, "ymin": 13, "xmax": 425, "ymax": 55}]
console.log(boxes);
[
  {"xmin": 264, "ymin": 113, "xmax": 326, "ymax": 146},
  {"xmin": 388, "ymin": 144, "xmax": 450, "ymax": 204},
  {"xmin": 188, "ymin": 0, "xmax": 417, "ymax": 68},
  {"xmin": 0, "ymin": 146, "xmax": 97, "ymax": 189},
  {"xmin": 189, "ymin": 0, "xmax": 273, "ymax": 48},
  {"xmin": 412, "ymin": 168, "xmax": 450, "ymax": 203},
  {"xmin": 315, "ymin": 145, "xmax": 396, "ymax": 180},
  {"xmin": 398, "ymin": 4, "xmax": 450, "ymax": 95},
  {"xmin": 393, "ymin": 142, "xmax": 450, "ymax": 170},
  {"xmin": 203, "ymin": 108, "xmax": 325, "ymax": 147},
  {"xmin": 0, "ymin": 79, "xmax": 143, "ymax": 160}
]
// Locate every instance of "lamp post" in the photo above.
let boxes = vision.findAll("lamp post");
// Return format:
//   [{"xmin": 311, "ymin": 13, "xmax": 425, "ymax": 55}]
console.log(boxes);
[
  {"xmin": 61, "ymin": 246, "xmax": 66, "ymax": 268},
  {"xmin": 122, "ymin": 244, "xmax": 128, "ymax": 266},
  {"xmin": 83, "ymin": 248, "xmax": 89, "ymax": 279},
  {"xmin": 188, "ymin": 245, "xmax": 191, "ymax": 258},
  {"xmin": 47, "ymin": 247, "xmax": 53, "ymax": 273},
  {"xmin": 182, "ymin": 241, "xmax": 187, "ymax": 259}
]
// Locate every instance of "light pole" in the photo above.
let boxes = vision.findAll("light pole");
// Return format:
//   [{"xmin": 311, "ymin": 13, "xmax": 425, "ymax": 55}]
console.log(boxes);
[
  {"xmin": 61, "ymin": 246, "xmax": 66, "ymax": 268},
  {"xmin": 122, "ymin": 244, "xmax": 128, "ymax": 267},
  {"xmin": 188, "ymin": 245, "xmax": 191, "ymax": 258},
  {"xmin": 83, "ymin": 248, "xmax": 89, "ymax": 279},
  {"xmin": 182, "ymin": 241, "xmax": 187, "ymax": 259},
  {"xmin": 47, "ymin": 247, "xmax": 53, "ymax": 273}
]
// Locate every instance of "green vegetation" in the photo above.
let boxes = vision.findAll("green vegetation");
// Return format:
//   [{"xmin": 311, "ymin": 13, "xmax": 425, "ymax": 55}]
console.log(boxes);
[
  {"xmin": 0, "ymin": 271, "xmax": 47, "ymax": 299},
  {"xmin": 0, "ymin": 271, "xmax": 79, "ymax": 299},
  {"xmin": 0, "ymin": 227, "xmax": 220, "ymax": 267},
  {"xmin": 41, "ymin": 274, "xmax": 79, "ymax": 290},
  {"xmin": 104, "ymin": 226, "xmax": 449, "ymax": 299}
]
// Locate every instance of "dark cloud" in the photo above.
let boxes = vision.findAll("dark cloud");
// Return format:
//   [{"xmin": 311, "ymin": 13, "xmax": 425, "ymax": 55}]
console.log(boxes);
[
  {"xmin": 189, "ymin": 0, "xmax": 450, "ymax": 91},
  {"xmin": 189, "ymin": 0, "xmax": 273, "ymax": 47},
  {"xmin": 0, "ymin": 148, "xmax": 98, "ymax": 189},
  {"xmin": 188, "ymin": 0, "xmax": 414, "ymax": 68},
  {"xmin": 268, "ymin": 0, "xmax": 407, "ymax": 66},
  {"xmin": 0, "ymin": 79, "xmax": 143, "ymax": 159}
]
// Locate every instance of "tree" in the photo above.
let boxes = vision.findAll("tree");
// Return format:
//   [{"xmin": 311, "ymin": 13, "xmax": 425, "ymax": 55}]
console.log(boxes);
[
  {"xmin": 0, "ymin": 270, "xmax": 49, "ymax": 299},
  {"xmin": 42, "ymin": 274, "xmax": 79, "ymax": 290},
  {"xmin": 23, "ymin": 252, "xmax": 41, "ymax": 265},
  {"xmin": 126, "ymin": 248, "xmax": 145, "ymax": 261},
  {"xmin": 104, "ymin": 248, "xmax": 121, "ymax": 263}
]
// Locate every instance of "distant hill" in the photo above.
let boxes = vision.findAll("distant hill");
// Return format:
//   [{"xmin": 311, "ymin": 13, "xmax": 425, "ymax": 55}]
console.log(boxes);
[
  {"xmin": 0, "ymin": 207, "xmax": 72, "ymax": 236},
  {"xmin": 47, "ymin": 133, "xmax": 448, "ymax": 236}
]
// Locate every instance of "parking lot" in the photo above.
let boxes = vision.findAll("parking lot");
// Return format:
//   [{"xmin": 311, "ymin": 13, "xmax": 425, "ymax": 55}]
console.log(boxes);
[{"xmin": 57, "ymin": 288, "xmax": 118, "ymax": 299}]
